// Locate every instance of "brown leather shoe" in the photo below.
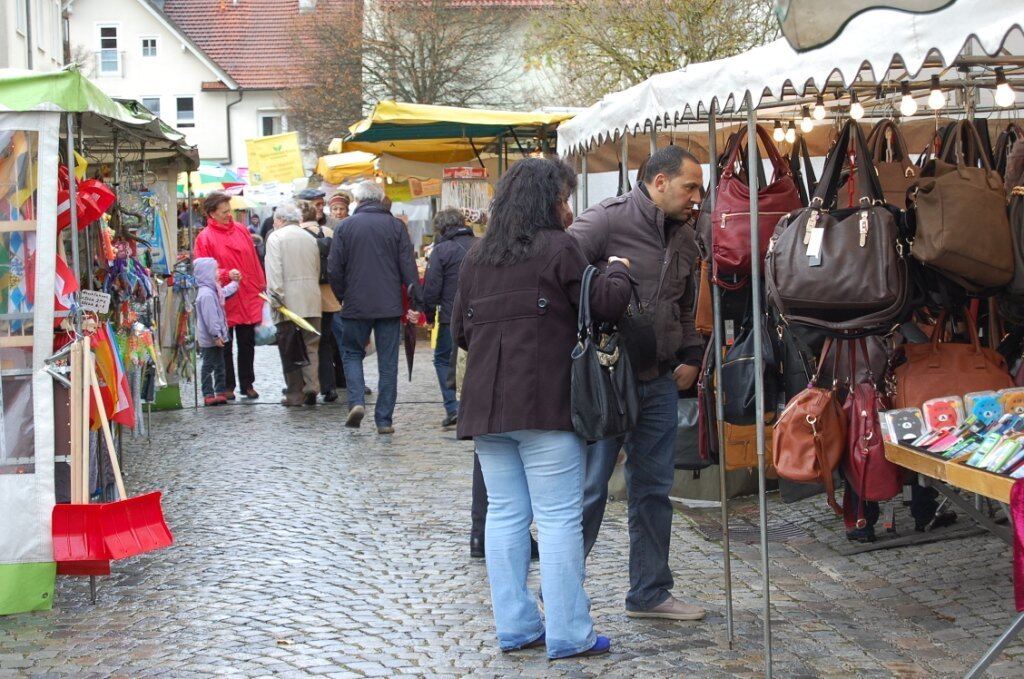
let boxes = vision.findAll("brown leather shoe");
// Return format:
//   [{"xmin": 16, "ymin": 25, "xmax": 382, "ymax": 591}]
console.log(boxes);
[
  {"xmin": 625, "ymin": 595, "xmax": 706, "ymax": 621},
  {"xmin": 243, "ymin": 387, "xmax": 259, "ymax": 399}
]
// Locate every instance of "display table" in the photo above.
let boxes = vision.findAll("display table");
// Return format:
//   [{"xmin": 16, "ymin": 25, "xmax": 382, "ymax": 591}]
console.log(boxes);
[{"xmin": 884, "ymin": 442, "xmax": 1022, "ymax": 678}]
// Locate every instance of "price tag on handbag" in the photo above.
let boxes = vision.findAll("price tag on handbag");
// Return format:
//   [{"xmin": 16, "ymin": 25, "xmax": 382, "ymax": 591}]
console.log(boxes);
[{"xmin": 806, "ymin": 227, "xmax": 824, "ymax": 267}]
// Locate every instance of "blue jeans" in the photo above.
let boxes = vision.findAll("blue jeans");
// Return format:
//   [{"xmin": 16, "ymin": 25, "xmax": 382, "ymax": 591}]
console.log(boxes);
[
  {"xmin": 433, "ymin": 323, "xmax": 458, "ymax": 416},
  {"xmin": 476, "ymin": 430, "xmax": 596, "ymax": 659},
  {"xmin": 580, "ymin": 374, "xmax": 678, "ymax": 611},
  {"xmin": 336, "ymin": 317, "xmax": 400, "ymax": 427}
]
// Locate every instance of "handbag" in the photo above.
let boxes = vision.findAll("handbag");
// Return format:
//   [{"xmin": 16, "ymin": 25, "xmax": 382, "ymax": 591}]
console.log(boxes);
[
  {"xmin": 773, "ymin": 339, "xmax": 847, "ymax": 514},
  {"xmin": 910, "ymin": 120, "xmax": 1014, "ymax": 291},
  {"xmin": 570, "ymin": 266, "xmax": 641, "ymax": 440},
  {"xmin": 711, "ymin": 124, "xmax": 803, "ymax": 289},
  {"xmin": 842, "ymin": 119, "xmax": 918, "ymax": 209},
  {"xmin": 765, "ymin": 120, "xmax": 909, "ymax": 334},
  {"xmin": 890, "ymin": 311, "xmax": 1013, "ymax": 410},
  {"xmin": 694, "ymin": 258, "xmax": 713, "ymax": 336},
  {"xmin": 720, "ymin": 312, "xmax": 778, "ymax": 425},
  {"xmin": 789, "ymin": 134, "xmax": 818, "ymax": 207},
  {"xmin": 674, "ymin": 398, "xmax": 708, "ymax": 470},
  {"xmin": 842, "ymin": 340, "xmax": 902, "ymax": 514}
]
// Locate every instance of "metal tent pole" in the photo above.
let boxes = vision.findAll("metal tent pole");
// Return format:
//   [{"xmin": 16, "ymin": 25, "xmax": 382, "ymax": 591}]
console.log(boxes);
[
  {"xmin": 745, "ymin": 93, "xmax": 773, "ymax": 678},
  {"xmin": 649, "ymin": 128, "xmax": 657, "ymax": 155},
  {"xmin": 620, "ymin": 134, "xmax": 630, "ymax": 194},
  {"xmin": 581, "ymin": 152, "xmax": 589, "ymax": 208},
  {"xmin": 707, "ymin": 106, "xmax": 734, "ymax": 648},
  {"xmin": 186, "ymin": 169, "xmax": 198, "ymax": 411},
  {"xmin": 66, "ymin": 114, "xmax": 80, "ymax": 286}
]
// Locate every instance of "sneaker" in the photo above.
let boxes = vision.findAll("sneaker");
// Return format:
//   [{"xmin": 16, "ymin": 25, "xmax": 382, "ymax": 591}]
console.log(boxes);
[
  {"xmin": 553, "ymin": 635, "xmax": 611, "ymax": 660},
  {"xmin": 243, "ymin": 388, "xmax": 259, "ymax": 399},
  {"xmin": 625, "ymin": 595, "xmax": 706, "ymax": 621},
  {"xmin": 213, "ymin": 395, "xmax": 228, "ymax": 405},
  {"xmin": 442, "ymin": 412, "xmax": 458, "ymax": 428},
  {"xmin": 203, "ymin": 395, "xmax": 218, "ymax": 406},
  {"xmin": 377, "ymin": 426, "xmax": 395, "ymax": 435},
  {"xmin": 322, "ymin": 390, "xmax": 339, "ymax": 403},
  {"xmin": 345, "ymin": 405, "xmax": 365, "ymax": 428},
  {"xmin": 303, "ymin": 393, "xmax": 318, "ymax": 406},
  {"xmin": 364, "ymin": 386, "xmax": 372, "ymax": 395},
  {"xmin": 846, "ymin": 526, "xmax": 877, "ymax": 543}
]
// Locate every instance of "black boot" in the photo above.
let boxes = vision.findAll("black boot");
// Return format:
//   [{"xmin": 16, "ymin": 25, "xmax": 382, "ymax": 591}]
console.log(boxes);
[{"xmin": 470, "ymin": 535, "xmax": 484, "ymax": 559}]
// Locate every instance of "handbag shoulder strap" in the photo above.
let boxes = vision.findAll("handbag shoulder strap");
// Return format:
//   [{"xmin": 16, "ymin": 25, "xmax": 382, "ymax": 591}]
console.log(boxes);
[
  {"xmin": 813, "ymin": 121, "xmax": 885, "ymax": 208},
  {"xmin": 789, "ymin": 135, "xmax": 817, "ymax": 206},
  {"xmin": 577, "ymin": 265, "xmax": 597, "ymax": 337},
  {"xmin": 723, "ymin": 123, "xmax": 791, "ymax": 183}
]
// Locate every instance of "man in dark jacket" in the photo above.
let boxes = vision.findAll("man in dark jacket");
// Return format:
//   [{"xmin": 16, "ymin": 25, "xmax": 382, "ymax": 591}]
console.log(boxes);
[
  {"xmin": 327, "ymin": 180, "xmax": 421, "ymax": 434},
  {"xmin": 422, "ymin": 208, "xmax": 475, "ymax": 428},
  {"xmin": 569, "ymin": 145, "xmax": 705, "ymax": 622}
]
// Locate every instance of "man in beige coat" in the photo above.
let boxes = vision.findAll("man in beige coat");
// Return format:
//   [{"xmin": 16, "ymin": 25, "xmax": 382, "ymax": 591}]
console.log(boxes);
[{"xmin": 264, "ymin": 202, "xmax": 322, "ymax": 406}]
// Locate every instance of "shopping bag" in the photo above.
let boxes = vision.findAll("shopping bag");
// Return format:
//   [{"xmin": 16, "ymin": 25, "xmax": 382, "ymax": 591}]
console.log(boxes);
[{"xmin": 254, "ymin": 302, "xmax": 277, "ymax": 346}]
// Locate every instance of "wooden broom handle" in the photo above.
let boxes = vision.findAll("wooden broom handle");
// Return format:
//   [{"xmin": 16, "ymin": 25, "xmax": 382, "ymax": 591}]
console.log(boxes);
[
  {"xmin": 85, "ymin": 349, "xmax": 128, "ymax": 501},
  {"xmin": 80, "ymin": 340, "xmax": 91, "ymax": 504}
]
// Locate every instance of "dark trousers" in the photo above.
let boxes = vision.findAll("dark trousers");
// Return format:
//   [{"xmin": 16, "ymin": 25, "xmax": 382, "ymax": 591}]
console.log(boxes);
[
  {"xmin": 471, "ymin": 452, "xmax": 487, "ymax": 541},
  {"xmin": 318, "ymin": 311, "xmax": 345, "ymax": 395},
  {"xmin": 199, "ymin": 346, "xmax": 225, "ymax": 397},
  {"xmin": 581, "ymin": 374, "xmax": 679, "ymax": 611},
  {"xmin": 223, "ymin": 323, "xmax": 257, "ymax": 393}
]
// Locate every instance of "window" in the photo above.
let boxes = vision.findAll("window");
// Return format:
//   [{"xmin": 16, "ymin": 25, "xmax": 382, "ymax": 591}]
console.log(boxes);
[
  {"xmin": 176, "ymin": 97, "xmax": 195, "ymax": 127},
  {"xmin": 35, "ymin": 0, "xmax": 44, "ymax": 49},
  {"xmin": 141, "ymin": 37, "xmax": 157, "ymax": 57},
  {"xmin": 260, "ymin": 114, "xmax": 284, "ymax": 137},
  {"xmin": 16, "ymin": 0, "xmax": 27, "ymax": 34},
  {"xmin": 52, "ymin": 0, "xmax": 62, "ymax": 59},
  {"xmin": 141, "ymin": 97, "xmax": 160, "ymax": 118},
  {"xmin": 98, "ymin": 25, "xmax": 119, "ymax": 75}
]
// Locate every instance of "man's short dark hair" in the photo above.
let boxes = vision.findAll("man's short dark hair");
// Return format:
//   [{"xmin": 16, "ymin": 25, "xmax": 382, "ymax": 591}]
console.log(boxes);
[{"xmin": 642, "ymin": 145, "xmax": 699, "ymax": 183}]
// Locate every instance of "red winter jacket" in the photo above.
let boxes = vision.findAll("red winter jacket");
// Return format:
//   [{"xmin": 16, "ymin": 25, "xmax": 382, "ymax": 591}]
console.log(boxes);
[{"xmin": 193, "ymin": 218, "xmax": 266, "ymax": 327}]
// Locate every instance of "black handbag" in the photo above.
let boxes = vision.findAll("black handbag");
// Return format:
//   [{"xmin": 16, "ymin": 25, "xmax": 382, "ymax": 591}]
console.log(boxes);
[
  {"xmin": 674, "ymin": 398, "xmax": 708, "ymax": 470},
  {"xmin": 570, "ymin": 266, "xmax": 641, "ymax": 441},
  {"xmin": 720, "ymin": 312, "xmax": 778, "ymax": 425}
]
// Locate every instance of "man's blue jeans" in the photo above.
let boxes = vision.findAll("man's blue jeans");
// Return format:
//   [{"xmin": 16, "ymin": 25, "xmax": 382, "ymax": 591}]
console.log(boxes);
[
  {"xmin": 336, "ymin": 316, "xmax": 400, "ymax": 427},
  {"xmin": 433, "ymin": 323, "xmax": 458, "ymax": 417},
  {"xmin": 475, "ymin": 429, "xmax": 596, "ymax": 659},
  {"xmin": 580, "ymin": 373, "xmax": 679, "ymax": 612}
]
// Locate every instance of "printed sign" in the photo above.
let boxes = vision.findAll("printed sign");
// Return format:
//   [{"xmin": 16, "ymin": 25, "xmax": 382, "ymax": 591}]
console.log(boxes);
[
  {"xmin": 246, "ymin": 132, "xmax": 305, "ymax": 185},
  {"xmin": 442, "ymin": 167, "xmax": 488, "ymax": 180}
]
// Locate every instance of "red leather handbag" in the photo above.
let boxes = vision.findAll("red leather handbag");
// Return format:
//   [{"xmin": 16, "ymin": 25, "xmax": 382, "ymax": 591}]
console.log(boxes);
[
  {"xmin": 842, "ymin": 340, "xmax": 902, "ymax": 516},
  {"xmin": 711, "ymin": 124, "xmax": 803, "ymax": 289}
]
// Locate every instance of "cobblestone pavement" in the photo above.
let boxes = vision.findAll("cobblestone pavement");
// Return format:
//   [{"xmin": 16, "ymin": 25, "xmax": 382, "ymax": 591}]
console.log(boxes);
[{"xmin": 2, "ymin": 345, "xmax": 1023, "ymax": 677}]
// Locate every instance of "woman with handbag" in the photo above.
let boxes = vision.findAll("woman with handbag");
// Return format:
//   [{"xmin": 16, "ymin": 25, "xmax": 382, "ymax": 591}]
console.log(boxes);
[{"xmin": 452, "ymin": 158, "xmax": 632, "ymax": 659}]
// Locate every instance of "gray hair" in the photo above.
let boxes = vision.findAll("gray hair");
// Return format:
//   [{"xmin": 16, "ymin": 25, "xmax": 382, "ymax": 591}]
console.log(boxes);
[
  {"xmin": 351, "ymin": 180, "xmax": 385, "ymax": 204},
  {"xmin": 275, "ymin": 201, "xmax": 302, "ymax": 225},
  {"xmin": 433, "ymin": 208, "xmax": 465, "ymax": 236}
]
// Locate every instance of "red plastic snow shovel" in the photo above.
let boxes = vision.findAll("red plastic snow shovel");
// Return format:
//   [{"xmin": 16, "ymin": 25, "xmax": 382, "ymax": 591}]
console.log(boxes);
[
  {"xmin": 52, "ymin": 341, "xmax": 112, "ymax": 571},
  {"xmin": 86, "ymin": 349, "xmax": 174, "ymax": 560}
]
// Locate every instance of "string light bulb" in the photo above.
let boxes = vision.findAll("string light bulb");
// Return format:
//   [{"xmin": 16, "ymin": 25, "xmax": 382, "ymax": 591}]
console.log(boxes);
[
  {"xmin": 773, "ymin": 120, "xmax": 785, "ymax": 143},
  {"xmin": 928, "ymin": 75, "xmax": 945, "ymax": 110},
  {"xmin": 995, "ymin": 67, "xmax": 1015, "ymax": 108},
  {"xmin": 849, "ymin": 90, "xmax": 864, "ymax": 120},
  {"xmin": 386, "ymin": 176, "xmax": 393, "ymax": 185},
  {"xmin": 800, "ymin": 106, "xmax": 814, "ymax": 134},
  {"xmin": 785, "ymin": 121, "xmax": 797, "ymax": 144},
  {"xmin": 899, "ymin": 81, "xmax": 918, "ymax": 117},
  {"xmin": 812, "ymin": 93, "xmax": 826, "ymax": 120}
]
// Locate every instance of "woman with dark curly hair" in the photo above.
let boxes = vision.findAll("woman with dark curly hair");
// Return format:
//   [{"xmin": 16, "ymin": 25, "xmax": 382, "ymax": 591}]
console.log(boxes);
[{"xmin": 452, "ymin": 158, "xmax": 632, "ymax": 659}]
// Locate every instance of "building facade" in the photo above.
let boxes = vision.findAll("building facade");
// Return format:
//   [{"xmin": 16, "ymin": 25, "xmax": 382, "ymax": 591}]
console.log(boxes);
[{"xmin": 1, "ymin": 0, "xmax": 66, "ymax": 71}]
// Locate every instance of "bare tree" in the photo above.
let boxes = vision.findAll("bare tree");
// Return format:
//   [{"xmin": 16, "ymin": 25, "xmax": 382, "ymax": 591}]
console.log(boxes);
[{"xmin": 526, "ymin": 0, "xmax": 778, "ymax": 106}]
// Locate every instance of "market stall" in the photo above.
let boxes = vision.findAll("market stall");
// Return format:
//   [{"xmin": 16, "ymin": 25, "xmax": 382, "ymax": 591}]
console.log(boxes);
[
  {"xmin": 558, "ymin": 3, "xmax": 1024, "ymax": 676},
  {"xmin": 0, "ymin": 68, "xmax": 195, "ymax": 614}
]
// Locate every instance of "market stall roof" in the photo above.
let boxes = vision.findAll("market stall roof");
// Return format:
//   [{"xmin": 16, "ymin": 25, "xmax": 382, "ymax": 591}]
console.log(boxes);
[
  {"xmin": 0, "ymin": 67, "xmax": 199, "ymax": 167},
  {"xmin": 558, "ymin": 1, "xmax": 1024, "ymax": 155},
  {"xmin": 315, "ymin": 151, "xmax": 378, "ymax": 184},
  {"xmin": 336, "ymin": 100, "xmax": 572, "ymax": 163},
  {"xmin": 776, "ymin": 0, "xmax": 956, "ymax": 51}
]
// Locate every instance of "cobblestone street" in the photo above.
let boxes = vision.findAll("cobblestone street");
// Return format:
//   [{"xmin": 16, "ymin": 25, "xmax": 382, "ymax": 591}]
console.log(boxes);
[{"xmin": 1, "ymin": 346, "xmax": 1023, "ymax": 677}]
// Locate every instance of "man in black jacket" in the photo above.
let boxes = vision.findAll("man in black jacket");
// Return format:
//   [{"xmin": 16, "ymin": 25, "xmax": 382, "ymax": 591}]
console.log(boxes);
[
  {"xmin": 422, "ymin": 208, "xmax": 475, "ymax": 428},
  {"xmin": 327, "ymin": 181, "xmax": 421, "ymax": 434},
  {"xmin": 569, "ymin": 145, "xmax": 706, "ymax": 622}
]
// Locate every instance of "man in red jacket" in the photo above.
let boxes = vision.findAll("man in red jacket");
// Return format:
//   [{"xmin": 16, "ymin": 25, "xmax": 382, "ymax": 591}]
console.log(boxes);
[{"xmin": 194, "ymin": 191, "xmax": 267, "ymax": 399}]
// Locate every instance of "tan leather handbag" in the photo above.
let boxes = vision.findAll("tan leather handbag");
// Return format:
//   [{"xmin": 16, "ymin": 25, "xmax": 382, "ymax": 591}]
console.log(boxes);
[
  {"xmin": 843, "ymin": 119, "xmax": 918, "ymax": 209},
  {"xmin": 891, "ymin": 312, "xmax": 1013, "ymax": 410},
  {"xmin": 910, "ymin": 120, "xmax": 1014, "ymax": 290},
  {"xmin": 772, "ymin": 340, "xmax": 846, "ymax": 514},
  {"xmin": 695, "ymin": 259, "xmax": 713, "ymax": 337}
]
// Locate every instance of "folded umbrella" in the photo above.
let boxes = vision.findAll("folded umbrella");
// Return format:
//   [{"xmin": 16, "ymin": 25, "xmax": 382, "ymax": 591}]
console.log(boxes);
[
  {"xmin": 259, "ymin": 293, "xmax": 320, "ymax": 335},
  {"xmin": 404, "ymin": 320, "xmax": 417, "ymax": 381}
]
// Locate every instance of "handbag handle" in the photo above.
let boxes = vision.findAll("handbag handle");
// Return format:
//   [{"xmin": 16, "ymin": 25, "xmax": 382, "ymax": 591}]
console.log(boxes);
[
  {"xmin": 577, "ymin": 265, "xmax": 597, "ymax": 340},
  {"xmin": 812, "ymin": 337, "xmax": 843, "ymax": 387},
  {"xmin": 866, "ymin": 119, "xmax": 913, "ymax": 167},
  {"xmin": 722, "ymin": 123, "xmax": 792, "ymax": 184},
  {"xmin": 928, "ymin": 310, "xmax": 989, "ymax": 370},
  {"xmin": 944, "ymin": 121, "xmax": 1001, "ymax": 190},
  {"xmin": 813, "ymin": 121, "xmax": 886, "ymax": 208},
  {"xmin": 789, "ymin": 135, "xmax": 818, "ymax": 206}
]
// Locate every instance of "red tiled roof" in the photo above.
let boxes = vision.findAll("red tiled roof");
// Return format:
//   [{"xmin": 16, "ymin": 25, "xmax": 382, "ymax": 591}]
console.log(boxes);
[{"xmin": 162, "ymin": 0, "xmax": 361, "ymax": 90}]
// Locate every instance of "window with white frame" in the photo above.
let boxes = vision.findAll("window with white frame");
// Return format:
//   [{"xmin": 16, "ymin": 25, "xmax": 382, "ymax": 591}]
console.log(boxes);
[
  {"xmin": 35, "ymin": 0, "xmax": 44, "ymax": 49},
  {"xmin": 141, "ymin": 97, "xmax": 161, "ymax": 118},
  {"xmin": 259, "ymin": 113, "xmax": 285, "ymax": 137},
  {"xmin": 176, "ymin": 97, "xmax": 195, "ymax": 127},
  {"xmin": 141, "ymin": 37, "xmax": 157, "ymax": 57},
  {"xmin": 52, "ymin": 0, "xmax": 62, "ymax": 58},
  {"xmin": 98, "ymin": 25, "xmax": 120, "ymax": 75},
  {"xmin": 16, "ymin": 0, "xmax": 27, "ymax": 34}
]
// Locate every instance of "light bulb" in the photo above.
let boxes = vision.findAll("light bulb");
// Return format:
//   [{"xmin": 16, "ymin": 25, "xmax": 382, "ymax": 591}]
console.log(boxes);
[
  {"xmin": 773, "ymin": 120, "xmax": 784, "ymax": 143},
  {"xmin": 800, "ymin": 106, "xmax": 814, "ymax": 134},
  {"xmin": 812, "ymin": 94, "xmax": 826, "ymax": 120},
  {"xmin": 899, "ymin": 81, "xmax": 918, "ymax": 117},
  {"xmin": 785, "ymin": 121, "xmax": 797, "ymax": 144},
  {"xmin": 386, "ymin": 176, "xmax": 393, "ymax": 185},
  {"xmin": 375, "ymin": 176, "xmax": 384, "ymax": 184},
  {"xmin": 849, "ymin": 90, "xmax": 864, "ymax": 120},
  {"xmin": 995, "ymin": 67, "xmax": 1015, "ymax": 108},
  {"xmin": 928, "ymin": 74, "xmax": 944, "ymax": 110}
]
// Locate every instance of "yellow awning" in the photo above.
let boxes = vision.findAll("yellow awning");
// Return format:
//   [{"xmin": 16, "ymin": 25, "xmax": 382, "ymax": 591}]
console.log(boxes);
[{"xmin": 315, "ymin": 151, "xmax": 379, "ymax": 184}]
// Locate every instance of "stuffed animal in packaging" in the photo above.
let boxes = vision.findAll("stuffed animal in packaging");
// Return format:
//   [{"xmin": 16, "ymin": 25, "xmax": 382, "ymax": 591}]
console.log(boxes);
[
  {"xmin": 965, "ymin": 391, "xmax": 1003, "ymax": 425},
  {"xmin": 922, "ymin": 397, "xmax": 964, "ymax": 431},
  {"xmin": 999, "ymin": 388, "xmax": 1024, "ymax": 415}
]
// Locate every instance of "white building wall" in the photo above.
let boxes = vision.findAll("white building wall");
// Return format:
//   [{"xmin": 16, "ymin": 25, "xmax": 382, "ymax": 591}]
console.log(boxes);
[
  {"xmin": 1, "ymin": 0, "xmax": 65, "ymax": 70},
  {"xmin": 228, "ymin": 90, "xmax": 292, "ymax": 174}
]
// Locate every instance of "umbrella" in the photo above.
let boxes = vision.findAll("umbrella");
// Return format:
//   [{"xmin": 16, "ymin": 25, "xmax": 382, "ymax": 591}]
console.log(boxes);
[
  {"xmin": 404, "ymin": 320, "xmax": 417, "ymax": 381},
  {"xmin": 177, "ymin": 162, "xmax": 244, "ymax": 197},
  {"xmin": 229, "ymin": 195, "xmax": 257, "ymax": 210},
  {"xmin": 259, "ymin": 293, "xmax": 320, "ymax": 335}
]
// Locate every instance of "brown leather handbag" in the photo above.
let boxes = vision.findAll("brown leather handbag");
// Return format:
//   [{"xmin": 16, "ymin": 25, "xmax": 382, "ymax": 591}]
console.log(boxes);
[
  {"xmin": 890, "ymin": 312, "xmax": 1014, "ymax": 410},
  {"xmin": 695, "ymin": 259, "xmax": 713, "ymax": 336},
  {"xmin": 773, "ymin": 339, "xmax": 846, "ymax": 514},
  {"xmin": 910, "ymin": 120, "xmax": 1014, "ymax": 290},
  {"xmin": 843, "ymin": 120, "xmax": 918, "ymax": 209}
]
